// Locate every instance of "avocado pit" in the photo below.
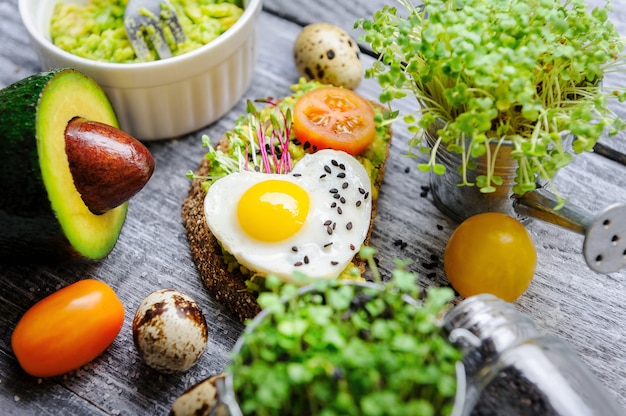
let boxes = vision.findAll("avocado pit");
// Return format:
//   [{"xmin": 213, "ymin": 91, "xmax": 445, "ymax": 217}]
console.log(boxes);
[{"xmin": 65, "ymin": 117, "xmax": 155, "ymax": 215}]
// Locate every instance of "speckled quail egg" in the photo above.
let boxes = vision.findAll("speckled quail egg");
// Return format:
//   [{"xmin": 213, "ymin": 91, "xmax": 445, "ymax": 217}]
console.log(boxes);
[
  {"xmin": 170, "ymin": 373, "xmax": 227, "ymax": 416},
  {"xmin": 204, "ymin": 149, "xmax": 372, "ymax": 282},
  {"xmin": 132, "ymin": 289, "xmax": 208, "ymax": 373},
  {"xmin": 294, "ymin": 22, "xmax": 364, "ymax": 89}
]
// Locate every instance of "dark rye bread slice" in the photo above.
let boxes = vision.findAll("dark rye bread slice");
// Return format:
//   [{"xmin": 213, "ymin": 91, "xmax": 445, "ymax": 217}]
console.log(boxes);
[{"xmin": 182, "ymin": 104, "xmax": 391, "ymax": 323}]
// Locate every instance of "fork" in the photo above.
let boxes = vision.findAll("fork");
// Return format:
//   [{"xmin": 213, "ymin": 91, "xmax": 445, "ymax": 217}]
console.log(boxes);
[{"xmin": 124, "ymin": 0, "xmax": 186, "ymax": 61}]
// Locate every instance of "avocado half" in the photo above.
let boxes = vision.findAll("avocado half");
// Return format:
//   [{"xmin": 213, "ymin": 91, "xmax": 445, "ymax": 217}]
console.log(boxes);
[{"xmin": 0, "ymin": 68, "xmax": 127, "ymax": 262}]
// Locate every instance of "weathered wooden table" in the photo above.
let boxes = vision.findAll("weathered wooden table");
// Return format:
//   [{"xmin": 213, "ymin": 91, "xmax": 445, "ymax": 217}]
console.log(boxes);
[{"xmin": 1, "ymin": 0, "xmax": 625, "ymax": 414}]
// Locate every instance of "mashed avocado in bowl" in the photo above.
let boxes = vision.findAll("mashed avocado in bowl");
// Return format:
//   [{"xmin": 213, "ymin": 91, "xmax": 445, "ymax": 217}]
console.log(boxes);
[{"xmin": 49, "ymin": 0, "xmax": 243, "ymax": 63}]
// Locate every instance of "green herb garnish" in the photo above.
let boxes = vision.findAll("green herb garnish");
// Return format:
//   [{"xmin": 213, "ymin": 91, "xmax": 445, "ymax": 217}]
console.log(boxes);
[
  {"xmin": 229, "ymin": 248, "xmax": 462, "ymax": 416},
  {"xmin": 186, "ymin": 80, "xmax": 325, "ymax": 191}
]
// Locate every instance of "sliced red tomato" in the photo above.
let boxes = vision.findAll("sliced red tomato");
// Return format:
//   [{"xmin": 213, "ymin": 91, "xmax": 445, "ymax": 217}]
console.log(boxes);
[
  {"xmin": 293, "ymin": 86, "xmax": 376, "ymax": 155},
  {"xmin": 11, "ymin": 279, "xmax": 125, "ymax": 377}
]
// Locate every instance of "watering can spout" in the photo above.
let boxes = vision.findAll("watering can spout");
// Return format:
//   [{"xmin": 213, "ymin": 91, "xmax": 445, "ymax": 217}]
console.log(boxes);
[{"xmin": 513, "ymin": 188, "xmax": 626, "ymax": 274}]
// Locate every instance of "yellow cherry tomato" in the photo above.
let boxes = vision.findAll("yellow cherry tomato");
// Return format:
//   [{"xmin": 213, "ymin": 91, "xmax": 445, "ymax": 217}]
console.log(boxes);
[
  {"xmin": 443, "ymin": 212, "xmax": 537, "ymax": 302},
  {"xmin": 11, "ymin": 279, "xmax": 125, "ymax": 377}
]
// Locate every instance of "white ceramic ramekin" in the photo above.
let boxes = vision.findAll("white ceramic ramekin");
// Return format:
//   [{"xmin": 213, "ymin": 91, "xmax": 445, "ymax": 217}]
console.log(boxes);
[{"xmin": 19, "ymin": 0, "xmax": 262, "ymax": 140}]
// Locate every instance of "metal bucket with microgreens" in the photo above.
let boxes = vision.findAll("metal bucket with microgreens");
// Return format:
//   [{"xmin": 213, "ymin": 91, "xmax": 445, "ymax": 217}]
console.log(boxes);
[{"xmin": 219, "ymin": 279, "xmax": 468, "ymax": 416}]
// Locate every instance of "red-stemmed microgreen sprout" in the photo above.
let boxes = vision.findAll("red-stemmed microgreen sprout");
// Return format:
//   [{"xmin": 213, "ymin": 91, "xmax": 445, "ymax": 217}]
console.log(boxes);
[
  {"xmin": 247, "ymin": 98, "xmax": 293, "ymax": 175},
  {"xmin": 188, "ymin": 97, "xmax": 295, "ymax": 188}
]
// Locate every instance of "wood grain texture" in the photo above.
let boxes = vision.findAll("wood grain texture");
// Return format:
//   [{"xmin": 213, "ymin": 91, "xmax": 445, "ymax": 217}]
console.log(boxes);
[{"xmin": 1, "ymin": 0, "xmax": 625, "ymax": 414}]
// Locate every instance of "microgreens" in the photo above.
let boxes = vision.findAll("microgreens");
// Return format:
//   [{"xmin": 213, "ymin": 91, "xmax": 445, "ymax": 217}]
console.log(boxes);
[
  {"xmin": 357, "ymin": 0, "xmax": 626, "ymax": 196},
  {"xmin": 229, "ymin": 248, "xmax": 462, "ymax": 416},
  {"xmin": 186, "ymin": 98, "xmax": 294, "ymax": 189},
  {"xmin": 250, "ymin": 99, "xmax": 294, "ymax": 174}
]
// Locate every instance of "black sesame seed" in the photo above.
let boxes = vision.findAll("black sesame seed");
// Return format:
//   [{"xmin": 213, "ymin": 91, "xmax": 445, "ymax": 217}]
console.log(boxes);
[
  {"xmin": 422, "ymin": 262, "xmax": 437, "ymax": 270},
  {"xmin": 294, "ymin": 261, "xmax": 303, "ymax": 267},
  {"xmin": 324, "ymin": 220, "xmax": 332, "ymax": 226},
  {"xmin": 342, "ymin": 182, "xmax": 349, "ymax": 189},
  {"xmin": 331, "ymin": 261, "xmax": 339, "ymax": 265},
  {"xmin": 324, "ymin": 165, "xmax": 332, "ymax": 173},
  {"xmin": 363, "ymin": 192, "xmax": 369, "ymax": 200},
  {"xmin": 337, "ymin": 206, "xmax": 343, "ymax": 214},
  {"xmin": 292, "ymin": 173, "xmax": 302, "ymax": 177},
  {"xmin": 356, "ymin": 200, "xmax": 362, "ymax": 207},
  {"xmin": 329, "ymin": 188, "xmax": 339, "ymax": 194},
  {"xmin": 327, "ymin": 226, "xmax": 333, "ymax": 235},
  {"xmin": 304, "ymin": 255, "xmax": 309, "ymax": 264},
  {"xmin": 331, "ymin": 159, "xmax": 339, "ymax": 167},
  {"xmin": 320, "ymin": 174, "xmax": 327, "ymax": 179},
  {"xmin": 331, "ymin": 202, "xmax": 337, "ymax": 208},
  {"xmin": 340, "ymin": 197, "xmax": 346, "ymax": 204},
  {"xmin": 350, "ymin": 244, "xmax": 355, "ymax": 250},
  {"xmin": 358, "ymin": 187, "xmax": 366, "ymax": 195},
  {"xmin": 332, "ymin": 222, "xmax": 336, "ymax": 230},
  {"xmin": 337, "ymin": 172, "xmax": 346, "ymax": 178},
  {"xmin": 324, "ymin": 242, "xmax": 333, "ymax": 248},
  {"xmin": 346, "ymin": 222, "xmax": 353, "ymax": 230},
  {"xmin": 393, "ymin": 240, "xmax": 408, "ymax": 250},
  {"xmin": 339, "ymin": 163, "xmax": 345, "ymax": 170},
  {"xmin": 291, "ymin": 246, "xmax": 299, "ymax": 252},
  {"xmin": 333, "ymin": 194, "xmax": 341, "ymax": 200}
]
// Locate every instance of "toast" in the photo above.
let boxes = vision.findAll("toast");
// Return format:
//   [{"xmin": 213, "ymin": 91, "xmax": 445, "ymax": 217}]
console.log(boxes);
[{"xmin": 182, "ymin": 83, "xmax": 392, "ymax": 322}]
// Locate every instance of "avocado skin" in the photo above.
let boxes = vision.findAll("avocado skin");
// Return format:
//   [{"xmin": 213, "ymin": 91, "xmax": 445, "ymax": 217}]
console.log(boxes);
[
  {"xmin": 0, "ymin": 72, "xmax": 51, "ymax": 215},
  {"xmin": 0, "ymin": 69, "xmax": 124, "ymax": 262},
  {"xmin": 0, "ymin": 70, "xmax": 69, "ymax": 261}
]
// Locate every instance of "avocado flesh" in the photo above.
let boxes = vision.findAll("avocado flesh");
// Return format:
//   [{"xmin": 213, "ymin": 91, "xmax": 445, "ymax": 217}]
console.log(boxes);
[{"xmin": 0, "ymin": 68, "xmax": 127, "ymax": 261}]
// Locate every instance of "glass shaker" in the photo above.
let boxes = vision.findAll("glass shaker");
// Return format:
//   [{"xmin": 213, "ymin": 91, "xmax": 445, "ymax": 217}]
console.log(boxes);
[{"xmin": 444, "ymin": 294, "xmax": 624, "ymax": 416}]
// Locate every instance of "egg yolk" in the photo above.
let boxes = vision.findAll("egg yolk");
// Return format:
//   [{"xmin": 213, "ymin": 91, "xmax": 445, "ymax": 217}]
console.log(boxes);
[{"xmin": 237, "ymin": 180, "xmax": 310, "ymax": 242}]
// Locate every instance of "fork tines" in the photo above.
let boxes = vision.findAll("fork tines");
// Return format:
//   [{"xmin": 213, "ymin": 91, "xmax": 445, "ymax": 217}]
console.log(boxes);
[{"xmin": 124, "ymin": 0, "xmax": 186, "ymax": 61}]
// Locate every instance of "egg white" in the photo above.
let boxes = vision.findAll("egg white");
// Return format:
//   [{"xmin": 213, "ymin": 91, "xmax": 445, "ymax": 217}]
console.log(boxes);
[{"xmin": 204, "ymin": 149, "xmax": 372, "ymax": 281}]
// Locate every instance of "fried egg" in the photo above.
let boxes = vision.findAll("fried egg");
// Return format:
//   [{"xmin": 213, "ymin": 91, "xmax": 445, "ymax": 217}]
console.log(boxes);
[{"xmin": 204, "ymin": 149, "xmax": 372, "ymax": 281}]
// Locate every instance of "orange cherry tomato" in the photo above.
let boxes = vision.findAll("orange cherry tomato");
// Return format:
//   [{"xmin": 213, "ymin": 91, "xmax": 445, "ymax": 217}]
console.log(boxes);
[
  {"xmin": 293, "ymin": 86, "xmax": 376, "ymax": 155},
  {"xmin": 11, "ymin": 279, "xmax": 124, "ymax": 377},
  {"xmin": 443, "ymin": 213, "xmax": 537, "ymax": 302}
]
